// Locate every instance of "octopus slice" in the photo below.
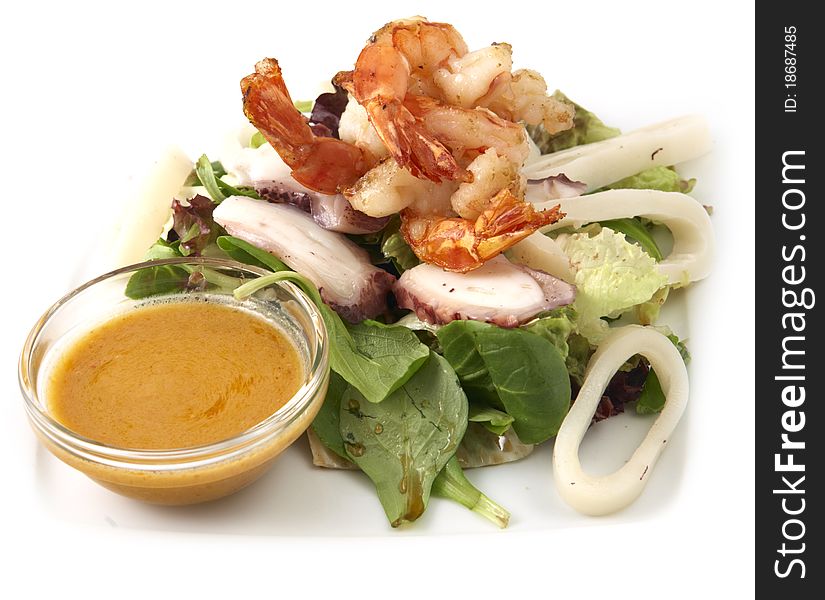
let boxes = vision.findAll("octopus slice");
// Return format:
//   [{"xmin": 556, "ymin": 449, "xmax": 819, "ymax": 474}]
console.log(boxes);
[
  {"xmin": 394, "ymin": 255, "xmax": 575, "ymax": 328},
  {"xmin": 213, "ymin": 196, "xmax": 395, "ymax": 322},
  {"xmin": 256, "ymin": 180, "xmax": 390, "ymax": 235},
  {"xmin": 221, "ymin": 139, "xmax": 388, "ymax": 234}
]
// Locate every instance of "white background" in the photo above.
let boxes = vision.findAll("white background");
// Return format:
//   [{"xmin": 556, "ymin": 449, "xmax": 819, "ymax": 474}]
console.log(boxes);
[{"xmin": 1, "ymin": 0, "xmax": 754, "ymax": 597}]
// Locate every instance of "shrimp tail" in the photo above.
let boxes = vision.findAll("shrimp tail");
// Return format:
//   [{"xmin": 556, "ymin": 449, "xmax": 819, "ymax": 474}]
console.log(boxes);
[
  {"xmin": 365, "ymin": 97, "xmax": 469, "ymax": 183},
  {"xmin": 241, "ymin": 58, "xmax": 366, "ymax": 194},
  {"xmin": 400, "ymin": 189, "xmax": 564, "ymax": 272}
]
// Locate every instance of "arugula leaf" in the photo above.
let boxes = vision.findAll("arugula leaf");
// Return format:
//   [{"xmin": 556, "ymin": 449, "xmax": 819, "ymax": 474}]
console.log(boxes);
[
  {"xmin": 234, "ymin": 271, "xmax": 429, "ymax": 404},
  {"xmin": 599, "ymin": 218, "xmax": 663, "ymax": 261},
  {"xmin": 468, "ymin": 405, "xmax": 514, "ymax": 436},
  {"xmin": 184, "ymin": 160, "xmax": 225, "ymax": 186},
  {"xmin": 195, "ymin": 154, "xmax": 227, "ymax": 203},
  {"xmin": 124, "ymin": 240, "xmax": 189, "ymax": 299},
  {"xmin": 338, "ymin": 352, "xmax": 468, "ymax": 527},
  {"xmin": 437, "ymin": 321, "xmax": 572, "ymax": 444},
  {"xmin": 310, "ymin": 370, "xmax": 348, "ymax": 459},
  {"xmin": 194, "ymin": 154, "xmax": 260, "ymax": 201},
  {"xmin": 432, "ymin": 456, "xmax": 510, "ymax": 528},
  {"xmin": 527, "ymin": 91, "xmax": 621, "ymax": 154},
  {"xmin": 216, "ymin": 235, "xmax": 289, "ymax": 272}
]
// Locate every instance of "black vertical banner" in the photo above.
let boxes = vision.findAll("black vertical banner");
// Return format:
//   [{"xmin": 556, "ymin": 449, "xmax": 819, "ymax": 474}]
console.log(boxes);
[{"xmin": 756, "ymin": 4, "xmax": 822, "ymax": 597}]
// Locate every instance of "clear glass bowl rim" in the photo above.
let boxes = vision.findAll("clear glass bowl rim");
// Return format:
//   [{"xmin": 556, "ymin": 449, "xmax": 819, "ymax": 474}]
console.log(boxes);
[{"xmin": 18, "ymin": 256, "xmax": 329, "ymax": 471}]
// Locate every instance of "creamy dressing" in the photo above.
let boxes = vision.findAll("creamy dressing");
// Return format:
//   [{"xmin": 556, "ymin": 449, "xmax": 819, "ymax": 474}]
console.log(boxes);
[{"xmin": 45, "ymin": 300, "xmax": 303, "ymax": 449}]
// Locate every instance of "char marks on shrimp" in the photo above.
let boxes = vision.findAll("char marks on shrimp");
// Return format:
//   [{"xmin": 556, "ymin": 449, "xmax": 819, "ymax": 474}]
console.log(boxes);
[{"xmin": 240, "ymin": 16, "xmax": 574, "ymax": 273}]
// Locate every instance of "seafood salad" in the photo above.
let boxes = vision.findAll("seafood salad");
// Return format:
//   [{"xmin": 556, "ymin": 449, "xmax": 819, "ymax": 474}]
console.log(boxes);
[{"xmin": 119, "ymin": 16, "xmax": 714, "ymax": 527}]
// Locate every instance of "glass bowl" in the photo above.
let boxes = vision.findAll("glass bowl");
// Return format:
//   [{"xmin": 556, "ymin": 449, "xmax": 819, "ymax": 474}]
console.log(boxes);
[{"xmin": 19, "ymin": 257, "xmax": 329, "ymax": 505}]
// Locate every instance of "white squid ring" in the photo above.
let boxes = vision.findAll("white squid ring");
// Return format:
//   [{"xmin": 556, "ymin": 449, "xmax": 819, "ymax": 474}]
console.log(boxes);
[{"xmin": 553, "ymin": 325, "xmax": 689, "ymax": 515}]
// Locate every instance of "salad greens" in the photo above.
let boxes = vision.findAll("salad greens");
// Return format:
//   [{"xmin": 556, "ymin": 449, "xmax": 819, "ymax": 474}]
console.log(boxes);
[
  {"xmin": 597, "ymin": 218, "xmax": 663, "ymax": 261},
  {"xmin": 432, "ymin": 457, "xmax": 510, "ymax": 528},
  {"xmin": 601, "ymin": 165, "xmax": 696, "ymax": 195},
  {"xmin": 338, "ymin": 351, "xmax": 467, "ymax": 526},
  {"xmin": 437, "ymin": 321, "xmax": 571, "ymax": 444},
  {"xmin": 171, "ymin": 195, "xmax": 218, "ymax": 256},
  {"xmin": 124, "ymin": 240, "xmax": 189, "ymax": 299},
  {"xmin": 559, "ymin": 228, "xmax": 668, "ymax": 343},
  {"xmin": 235, "ymin": 271, "xmax": 429, "ymax": 405},
  {"xmin": 127, "ymin": 83, "xmax": 700, "ymax": 529},
  {"xmin": 468, "ymin": 405, "xmax": 515, "ymax": 436},
  {"xmin": 215, "ymin": 235, "xmax": 289, "ymax": 272}
]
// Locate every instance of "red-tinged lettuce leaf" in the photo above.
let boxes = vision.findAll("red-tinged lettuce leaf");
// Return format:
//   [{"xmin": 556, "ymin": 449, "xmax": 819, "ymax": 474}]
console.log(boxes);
[
  {"xmin": 309, "ymin": 83, "xmax": 349, "ymax": 138},
  {"xmin": 171, "ymin": 195, "xmax": 221, "ymax": 256},
  {"xmin": 570, "ymin": 360, "xmax": 650, "ymax": 424}
]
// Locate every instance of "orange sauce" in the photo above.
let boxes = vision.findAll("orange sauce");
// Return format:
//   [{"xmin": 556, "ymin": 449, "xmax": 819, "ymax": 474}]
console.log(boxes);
[{"xmin": 46, "ymin": 300, "xmax": 303, "ymax": 449}]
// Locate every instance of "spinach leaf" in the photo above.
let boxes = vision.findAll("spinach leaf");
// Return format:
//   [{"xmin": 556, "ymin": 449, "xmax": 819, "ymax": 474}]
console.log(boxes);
[
  {"xmin": 216, "ymin": 235, "xmax": 289, "ymax": 272},
  {"xmin": 475, "ymin": 327, "xmax": 571, "ymax": 444},
  {"xmin": 311, "ymin": 370, "xmax": 348, "ymax": 459},
  {"xmin": 599, "ymin": 218, "xmax": 663, "ymax": 261},
  {"xmin": 636, "ymin": 369, "xmax": 665, "ymax": 415},
  {"xmin": 437, "ymin": 320, "xmax": 500, "ymax": 408},
  {"xmin": 437, "ymin": 321, "xmax": 571, "ymax": 444},
  {"xmin": 468, "ymin": 405, "xmax": 514, "ymax": 436},
  {"xmin": 234, "ymin": 271, "xmax": 429, "ymax": 404},
  {"xmin": 432, "ymin": 456, "xmax": 510, "ymax": 528},
  {"xmin": 334, "ymin": 320, "xmax": 430, "ymax": 404},
  {"xmin": 338, "ymin": 352, "xmax": 468, "ymax": 527}
]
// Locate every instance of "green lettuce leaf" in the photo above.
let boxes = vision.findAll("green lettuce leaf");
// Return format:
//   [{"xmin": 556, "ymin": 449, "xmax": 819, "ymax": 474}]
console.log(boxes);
[
  {"xmin": 522, "ymin": 306, "xmax": 577, "ymax": 359},
  {"xmin": 602, "ymin": 165, "xmax": 695, "ymax": 194},
  {"xmin": 560, "ymin": 228, "xmax": 667, "ymax": 342},
  {"xmin": 527, "ymin": 91, "xmax": 621, "ymax": 154},
  {"xmin": 597, "ymin": 218, "xmax": 663, "ymax": 261}
]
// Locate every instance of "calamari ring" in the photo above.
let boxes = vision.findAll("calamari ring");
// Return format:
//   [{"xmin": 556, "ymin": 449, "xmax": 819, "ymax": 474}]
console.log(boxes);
[{"xmin": 552, "ymin": 325, "xmax": 688, "ymax": 515}]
